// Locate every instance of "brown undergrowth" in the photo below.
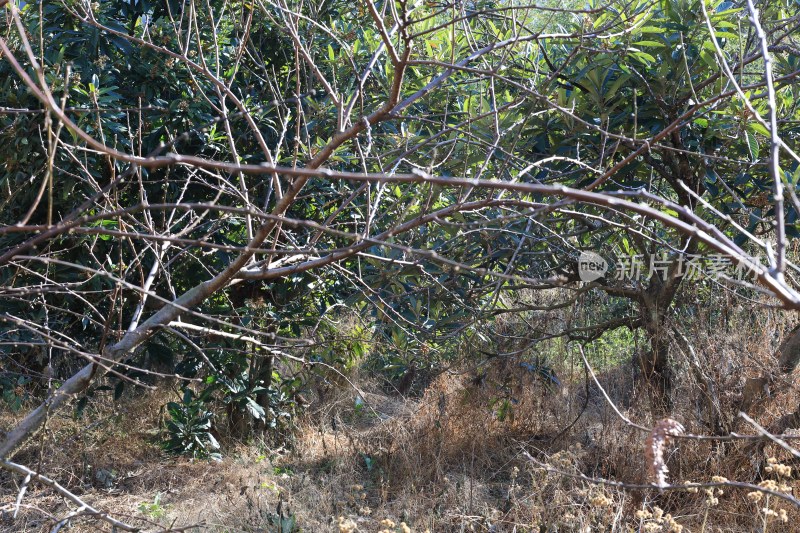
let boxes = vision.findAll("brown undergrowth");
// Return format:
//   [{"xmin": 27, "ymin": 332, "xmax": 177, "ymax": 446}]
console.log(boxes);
[{"xmin": 3, "ymin": 306, "xmax": 800, "ymax": 531}]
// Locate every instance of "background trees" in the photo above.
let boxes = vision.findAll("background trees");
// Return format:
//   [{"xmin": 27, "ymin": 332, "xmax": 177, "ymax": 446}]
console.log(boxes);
[{"xmin": 3, "ymin": 0, "xmax": 800, "ymax": 529}]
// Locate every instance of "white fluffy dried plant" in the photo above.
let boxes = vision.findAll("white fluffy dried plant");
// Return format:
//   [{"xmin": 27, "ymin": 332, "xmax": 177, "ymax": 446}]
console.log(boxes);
[{"xmin": 645, "ymin": 418, "xmax": 685, "ymax": 488}]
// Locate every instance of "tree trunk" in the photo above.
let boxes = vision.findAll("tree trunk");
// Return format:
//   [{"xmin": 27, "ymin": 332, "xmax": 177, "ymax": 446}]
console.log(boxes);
[
  {"xmin": 638, "ymin": 313, "xmax": 673, "ymax": 410},
  {"xmin": 636, "ymin": 271, "xmax": 682, "ymax": 410},
  {"xmin": 255, "ymin": 353, "xmax": 275, "ymax": 429}
]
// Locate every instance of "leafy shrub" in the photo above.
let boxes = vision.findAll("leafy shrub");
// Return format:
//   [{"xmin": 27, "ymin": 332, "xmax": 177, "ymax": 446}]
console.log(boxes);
[
  {"xmin": 138, "ymin": 492, "xmax": 168, "ymax": 520},
  {"xmin": 0, "ymin": 375, "xmax": 31, "ymax": 411},
  {"xmin": 163, "ymin": 389, "xmax": 221, "ymax": 460}
]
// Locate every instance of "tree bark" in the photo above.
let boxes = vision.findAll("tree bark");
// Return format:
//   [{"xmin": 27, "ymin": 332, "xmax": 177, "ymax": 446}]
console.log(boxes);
[
  {"xmin": 638, "ymin": 311, "xmax": 673, "ymax": 409},
  {"xmin": 635, "ymin": 254, "xmax": 686, "ymax": 409}
]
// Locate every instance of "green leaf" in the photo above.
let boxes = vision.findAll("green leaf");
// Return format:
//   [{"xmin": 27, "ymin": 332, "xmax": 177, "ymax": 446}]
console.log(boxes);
[
  {"xmin": 631, "ymin": 51, "xmax": 656, "ymax": 64},
  {"xmin": 747, "ymin": 122, "xmax": 770, "ymax": 137},
  {"xmin": 245, "ymin": 397, "xmax": 266, "ymax": 419},
  {"xmin": 745, "ymin": 130, "xmax": 759, "ymax": 162},
  {"xmin": 604, "ymin": 72, "xmax": 630, "ymax": 101},
  {"xmin": 699, "ymin": 50, "xmax": 718, "ymax": 70}
]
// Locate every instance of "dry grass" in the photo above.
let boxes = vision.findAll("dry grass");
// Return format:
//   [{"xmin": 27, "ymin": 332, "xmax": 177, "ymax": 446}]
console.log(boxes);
[{"xmin": 3, "ymin": 303, "xmax": 800, "ymax": 531}]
